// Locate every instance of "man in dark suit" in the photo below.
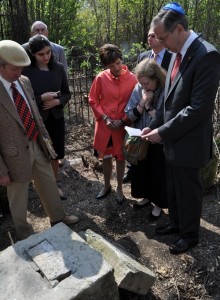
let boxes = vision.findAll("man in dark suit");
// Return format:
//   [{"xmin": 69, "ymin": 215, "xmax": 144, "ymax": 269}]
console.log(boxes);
[
  {"xmin": 0, "ymin": 40, "xmax": 78, "ymax": 240},
  {"xmin": 142, "ymin": 2, "xmax": 220, "ymax": 254},
  {"xmin": 137, "ymin": 27, "xmax": 172, "ymax": 71}
]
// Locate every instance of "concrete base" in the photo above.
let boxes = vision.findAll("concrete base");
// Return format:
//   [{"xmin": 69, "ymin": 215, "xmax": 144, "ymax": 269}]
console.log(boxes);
[{"xmin": 0, "ymin": 223, "xmax": 119, "ymax": 300}]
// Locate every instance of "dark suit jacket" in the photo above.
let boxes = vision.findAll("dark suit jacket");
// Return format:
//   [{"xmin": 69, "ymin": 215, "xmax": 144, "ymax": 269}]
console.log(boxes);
[
  {"xmin": 150, "ymin": 37, "xmax": 220, "ymax": 168},
  {"xmin": 0, "ymin": 76, "xmax": 53, "ymax": 182},
  {"xmin": 138, "ymin": 49, "xmax": 172, "ymax": 71},
  {"xmin": 22, "ymin": 62, "xmax": 71, "ymax": 121}
]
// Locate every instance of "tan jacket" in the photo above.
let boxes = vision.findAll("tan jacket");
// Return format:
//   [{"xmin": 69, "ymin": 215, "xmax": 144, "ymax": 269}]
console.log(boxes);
[{"xmin": 0, "ymin": 75, "xmax": 54, "ymax": 182}]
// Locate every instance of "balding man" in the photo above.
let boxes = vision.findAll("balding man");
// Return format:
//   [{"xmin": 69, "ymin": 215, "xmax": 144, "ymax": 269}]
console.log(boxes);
[
  {"xmin": 23, "ymin": 21, "xmax": 68, "ymax": 76},
  {"xmin": 0, "ymin": 40, "xmax": 78, "ymax": 240}
]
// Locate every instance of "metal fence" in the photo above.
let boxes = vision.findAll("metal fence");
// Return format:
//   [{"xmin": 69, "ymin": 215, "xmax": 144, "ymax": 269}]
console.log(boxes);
[{"xmin": 65, "ymin": 55, "xmax": 98, "ymax": 125}]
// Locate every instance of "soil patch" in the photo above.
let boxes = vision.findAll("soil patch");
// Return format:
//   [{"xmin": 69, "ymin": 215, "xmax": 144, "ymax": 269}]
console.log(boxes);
[{"xmin": 1, "ymin": 123, "xmax": 220, "ymax": 300}]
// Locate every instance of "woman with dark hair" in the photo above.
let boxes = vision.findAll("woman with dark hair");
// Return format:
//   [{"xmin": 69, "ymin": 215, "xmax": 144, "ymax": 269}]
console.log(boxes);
[
  {"xmin": 89, "ymin": 44, "xmax": 137, "ymax": 204},
  {"xmin": 125, "ymin": 58, "xmax": 168, "ymax": 220},
  {"xmin": 22, "ymin": 34, "xmax": 70, "ymax": 199}
]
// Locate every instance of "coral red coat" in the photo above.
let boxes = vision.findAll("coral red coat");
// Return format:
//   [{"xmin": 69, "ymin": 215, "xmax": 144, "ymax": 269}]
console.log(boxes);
[{"xmin": 89, "ymin": 65, "xmax": 137, "ymax": 158}]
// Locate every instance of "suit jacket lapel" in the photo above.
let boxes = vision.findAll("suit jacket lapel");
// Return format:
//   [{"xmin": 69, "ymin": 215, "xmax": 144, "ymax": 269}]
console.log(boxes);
[
  {"xmin": 165, "ymin": 37, "xmax": 201, "ymax": 100},
  {"xmin": 0, "ymin": 81, "xmax": 24, "ymax": 127}
]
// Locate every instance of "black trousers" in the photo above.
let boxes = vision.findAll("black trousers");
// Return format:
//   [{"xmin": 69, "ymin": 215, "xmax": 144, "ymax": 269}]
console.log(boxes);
[
  {"xmin": 166, "ymin": 163, "xmax": 204, "ymax": 240},
  {"xmin": 131, "ymin": 144, "xmax": 168, "ymax": 208}
]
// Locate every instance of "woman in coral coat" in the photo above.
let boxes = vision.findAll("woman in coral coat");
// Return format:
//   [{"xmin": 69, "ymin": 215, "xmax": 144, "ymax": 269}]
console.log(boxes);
[{"xmin": 89, "ymin": 44, "xmax": 137, "ymax": 204}]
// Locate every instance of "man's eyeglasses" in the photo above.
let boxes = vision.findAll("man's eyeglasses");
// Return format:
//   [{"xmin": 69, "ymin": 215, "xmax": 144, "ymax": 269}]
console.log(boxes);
[{"xmin": 156, "ymin": 25, "xmax": 177, "ymax": 43}]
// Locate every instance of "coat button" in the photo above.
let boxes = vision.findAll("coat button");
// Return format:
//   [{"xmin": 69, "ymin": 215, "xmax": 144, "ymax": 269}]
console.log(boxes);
[{"xmin": 26, "ymin": 145, "xmax": 29, "ymax": 149}]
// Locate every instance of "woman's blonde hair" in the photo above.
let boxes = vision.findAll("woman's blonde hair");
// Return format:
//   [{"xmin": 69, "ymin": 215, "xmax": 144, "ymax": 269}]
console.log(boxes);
[{"xmin": 135, "ymin": 58, "xmax": 166, "ymax": 88}]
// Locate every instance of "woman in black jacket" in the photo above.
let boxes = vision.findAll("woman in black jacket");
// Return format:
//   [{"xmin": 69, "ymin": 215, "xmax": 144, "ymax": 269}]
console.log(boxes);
[{"xmin": 23, "ymin": 35, "xmax": 70, "ymax": 199}]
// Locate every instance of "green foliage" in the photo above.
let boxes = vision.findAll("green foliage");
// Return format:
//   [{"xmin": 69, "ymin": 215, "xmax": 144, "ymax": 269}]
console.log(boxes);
[
  {"xmin": 72, "ymin": 0, "xmax": 220, "ymax": 51},
  {"xmin": 1, "ymin": 0, "xmax": 219, "ymax": 53}
]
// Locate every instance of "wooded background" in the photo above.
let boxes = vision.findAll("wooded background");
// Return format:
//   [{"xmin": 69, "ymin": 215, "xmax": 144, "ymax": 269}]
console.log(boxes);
[{"xmin": 1, "ymin": 0, "xmax": 219, "ymax": 57}]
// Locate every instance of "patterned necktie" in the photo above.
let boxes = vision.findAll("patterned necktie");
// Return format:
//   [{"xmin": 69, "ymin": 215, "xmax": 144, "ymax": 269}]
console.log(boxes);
[
  {"xmin": 171, "ymin": 53, "xmax": 182, "ymax": 83},
  {"xmin": 153, "ymin": 52, "xmax": 158, "ymax": 61},
  {"xmin": 11, "ymin": 82, "xmax": 38, "ymax": 141}
]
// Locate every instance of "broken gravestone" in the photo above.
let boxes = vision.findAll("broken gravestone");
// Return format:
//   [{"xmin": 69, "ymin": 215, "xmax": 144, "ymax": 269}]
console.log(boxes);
[
  {"xmin": 79, "ymin": 229, "xmax": 156, "ymax": 295},
  {"xmin": 0, "ymin": 223, "xmax": 119, "ymax": 300}
]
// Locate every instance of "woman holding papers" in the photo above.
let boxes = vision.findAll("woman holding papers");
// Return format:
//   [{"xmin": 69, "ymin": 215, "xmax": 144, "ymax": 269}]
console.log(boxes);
[
  {"xmin": 125, "ymin": 58, "xmax": 167, "ymax": 220},
  {"xmin": 89, "ymin": 44, "xmax": 137, "ymax": 204}
]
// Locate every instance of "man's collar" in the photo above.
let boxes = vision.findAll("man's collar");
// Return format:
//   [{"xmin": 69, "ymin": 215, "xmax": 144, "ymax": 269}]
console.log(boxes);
[
  {"xmin": 0, "ymin": 75, "xmax": 19, "ymax": 92},
  {"xmin": 152, "ymin": 48, "xmax": 166, "ymax": 58},
  {"xmin": 180, "ymin": 30, "xmax": 198, "ymax": 57}
]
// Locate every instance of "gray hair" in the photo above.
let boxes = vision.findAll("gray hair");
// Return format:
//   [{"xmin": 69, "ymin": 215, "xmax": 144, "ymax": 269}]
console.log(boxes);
[
  {"xmin": 31, "ymin": 21, "xmax": 47, "ymax": 32},
  {"xmin": 151, "ymin": 9, "xmax": 188, "ymax": 33}
]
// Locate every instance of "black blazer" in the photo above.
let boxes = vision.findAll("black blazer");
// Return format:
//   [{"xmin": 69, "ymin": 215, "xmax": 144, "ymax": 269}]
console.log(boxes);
[
  {"xmin": 22, "ymin": 62, "xmax": 70, "ymax": 121},
  {"xmin": 151, "ymin": 37, "xmax": 220, "ymax": 168},
  {"xmin": 138, "ymin": 49, "xmax": 172, "ymax": 71}
]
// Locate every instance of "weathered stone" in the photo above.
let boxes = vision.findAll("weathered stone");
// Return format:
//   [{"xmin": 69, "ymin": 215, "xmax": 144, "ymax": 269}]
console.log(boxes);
[
  {"xmin": 0, "ymin": 223, "xmax": 119, "ymax": 300},
  {"xmin": 79, "ymin": 229, "xmax": 156, "ymax": 295}
]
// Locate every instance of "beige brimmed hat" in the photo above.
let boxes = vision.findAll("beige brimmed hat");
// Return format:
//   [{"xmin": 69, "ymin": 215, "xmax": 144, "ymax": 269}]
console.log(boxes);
[{"xmin": 0, "ymin": 40, "xmax": 30, "ymax": 66}]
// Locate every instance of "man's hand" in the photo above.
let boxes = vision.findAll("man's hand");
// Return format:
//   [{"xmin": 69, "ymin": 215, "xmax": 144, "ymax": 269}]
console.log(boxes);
[
  {"xmin": 0, "ymin": 174, "xmax": 12, "ymax": 186},
  {"xmin": 141, "ymin": 128, "xmax": 162, "ymax": 143},
  {"xmin": 141, "ymin": 127, "xmax": 152, "ymax": 136}
]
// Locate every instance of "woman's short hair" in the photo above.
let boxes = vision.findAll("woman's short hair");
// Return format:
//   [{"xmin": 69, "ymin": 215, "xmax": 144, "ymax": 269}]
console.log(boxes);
[
  {"xmin": 27, "ymin": 34, "xmax": 54, "ymax": 67},
  {"xmin": 135, "ymin": 58, "xmax": 166, "ymax": 88},
  {"xmin": 99, "ymin": 44, "xmax": 122, "ymax": 66}
]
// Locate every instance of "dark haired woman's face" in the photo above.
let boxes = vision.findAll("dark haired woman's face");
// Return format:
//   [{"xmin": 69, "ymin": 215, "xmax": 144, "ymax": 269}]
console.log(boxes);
[
  {"xmin": 107, "ymin": 58, "xmax": 123, "ymax": 77},
  {"xmin": 33, "ymin": 46, "xmax": 51, "ymax": 66}
]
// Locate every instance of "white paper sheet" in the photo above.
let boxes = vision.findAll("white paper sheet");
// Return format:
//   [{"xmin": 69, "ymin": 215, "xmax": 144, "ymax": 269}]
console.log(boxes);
[{"xmin": 125, "ymin": 126, "xmax": 142, "ymax": 137}]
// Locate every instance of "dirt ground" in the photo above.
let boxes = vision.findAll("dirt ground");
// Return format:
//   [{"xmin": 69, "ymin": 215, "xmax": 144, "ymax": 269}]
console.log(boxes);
[{"xmin": 1, "ymin": 123, "xmax": 220, "ymax": 300}]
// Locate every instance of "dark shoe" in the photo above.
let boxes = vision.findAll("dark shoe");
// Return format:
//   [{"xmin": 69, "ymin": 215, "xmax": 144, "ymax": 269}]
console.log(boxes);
[
  {"xmin": 96, "ymin": 185, "xmax": 111, "ymax": 200},
  {"xmin": 148, "ymin": 210, "xmax": 162, "ymax": 222},
  {"xmin": 123, "ymin": 170, "xmax": 131, "ymax": 183},
  {"xmin": 155, "ymin": 224, "xmax": 179, "ymax": 235},
  {"xmin": 116, "ymin": 196, "xmax": 125, "ymax": 205},
  {"xmin": 169, "ymin": 238, "xmax": 199, "ymax": 254},
  {"xmin": 133, "ymin": 200, "xmax": 151, "ymax": 210}
]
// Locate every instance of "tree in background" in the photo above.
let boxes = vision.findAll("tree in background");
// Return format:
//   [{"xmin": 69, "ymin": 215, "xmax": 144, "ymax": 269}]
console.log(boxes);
[
  {"xmin": 0, "ymin": 0, "xmax": 78, "ymax": 44},
  {"xmin": 0, "ymin": 0, "xmax": 219, "ymax": 53}
]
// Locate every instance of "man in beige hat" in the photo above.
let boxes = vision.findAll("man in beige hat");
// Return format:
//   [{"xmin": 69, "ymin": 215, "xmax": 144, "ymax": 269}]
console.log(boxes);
[{"xmin": 0, "ymin": 40, "xmax": 78, "ymax": 240}]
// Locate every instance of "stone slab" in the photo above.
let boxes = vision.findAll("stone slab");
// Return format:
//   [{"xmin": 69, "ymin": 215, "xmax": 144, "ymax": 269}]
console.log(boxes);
[
  {"xmin": 0, "ymin": 223, "xmax": 119, "ymax": 300},
  {"xmin": 27, "ymin": 239, "xmax": 71, "ymax": 282},
  {"xmin": 79, "ymin": 229, "xmax": 156, "ymax": 295}
]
